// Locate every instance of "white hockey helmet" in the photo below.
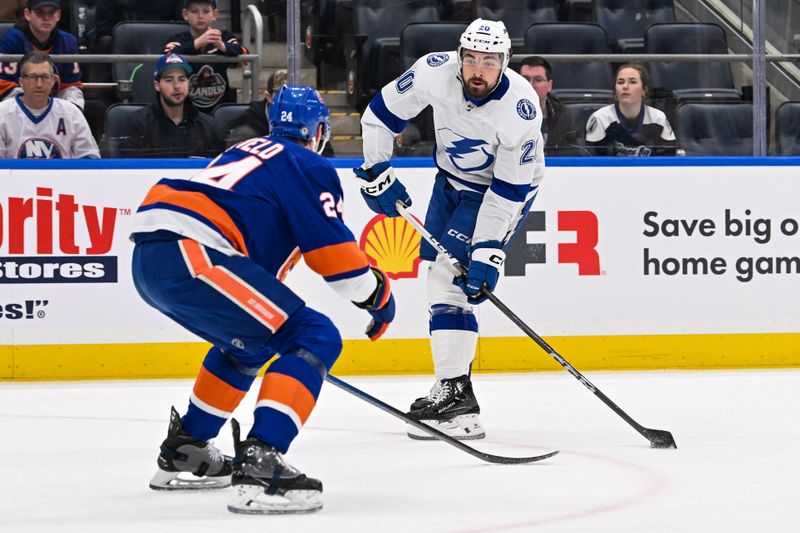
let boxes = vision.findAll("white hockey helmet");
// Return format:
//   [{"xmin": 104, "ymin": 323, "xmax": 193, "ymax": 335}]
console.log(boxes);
[{"xmin": 458, "ymin": 18, "xmax": 512, "ymax": 73}]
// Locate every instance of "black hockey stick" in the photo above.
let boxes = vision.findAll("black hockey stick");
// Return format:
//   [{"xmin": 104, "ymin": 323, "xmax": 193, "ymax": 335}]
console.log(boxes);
[
  {"xmin": 397, "ymin": 202, "xmax": 677, "ymax": 449},
  {"xmin": 325, "ymin": 374, "xmax": 558, "ymax": 464}
]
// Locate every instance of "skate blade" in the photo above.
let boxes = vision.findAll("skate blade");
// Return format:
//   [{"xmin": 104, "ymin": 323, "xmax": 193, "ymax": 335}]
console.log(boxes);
[
  {"xmin": 227, "ymin": 484, "xmax": 323, "ymax": 515},
  {"xmin": 149, "ymin": 468, "xmax": 231, "ymax": 491},
  {"xmin": 406, "ymin": 413, "xmax": 486, "ymax": 441}
]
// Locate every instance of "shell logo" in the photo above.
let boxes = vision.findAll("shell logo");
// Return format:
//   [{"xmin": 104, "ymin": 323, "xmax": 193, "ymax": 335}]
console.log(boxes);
[{"xmin": 359, "ymin": 215, "xmax": 422, "ymax": 280}]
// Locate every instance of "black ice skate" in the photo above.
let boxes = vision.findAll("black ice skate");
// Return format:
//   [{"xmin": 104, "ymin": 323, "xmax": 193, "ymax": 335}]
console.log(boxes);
[
  {"xmin": 149, "ymin": 406, "xmax": 232, "ymax": 491},
  {"xmin": 406, "ymin": 374, "xmax": 485, "ymax": 440},
  {"xmin": 227, "ymin": 419, "xmax": 323, "ymax": 515},
  {"xmin": 408, "ymin": 379, "xmax": 442, "ymax": 411}
]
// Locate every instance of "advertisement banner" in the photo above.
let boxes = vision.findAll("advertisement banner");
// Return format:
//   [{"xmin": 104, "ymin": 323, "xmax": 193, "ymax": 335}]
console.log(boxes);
[{"xmin": 1, "ymin": 159, "xmax": 799, "ymax": 378}]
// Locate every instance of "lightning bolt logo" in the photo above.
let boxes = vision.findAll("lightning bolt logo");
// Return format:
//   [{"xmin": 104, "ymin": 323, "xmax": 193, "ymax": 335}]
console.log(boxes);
[{"xmin": 439, "ymin": 128, "xmax": 495, "ymax": 172}]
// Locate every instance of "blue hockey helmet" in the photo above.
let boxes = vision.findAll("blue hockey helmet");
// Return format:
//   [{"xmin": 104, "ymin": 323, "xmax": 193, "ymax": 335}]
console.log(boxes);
[{"xmin": 268, "ymin": 85, "xmax": 331, "ymax": 154}]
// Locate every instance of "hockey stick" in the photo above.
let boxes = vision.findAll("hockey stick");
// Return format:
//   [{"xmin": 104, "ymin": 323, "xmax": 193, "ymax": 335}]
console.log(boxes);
[
  {"xmin": 396, "ymin": 202, "xmax": 677, "ymax": 449},
  {"xmin": 325, "ymin": 374, "xmax": 558, "ymax": 464}
]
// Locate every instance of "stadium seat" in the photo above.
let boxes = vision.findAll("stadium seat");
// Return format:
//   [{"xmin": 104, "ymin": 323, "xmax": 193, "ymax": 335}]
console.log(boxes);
[
  {"xmin": 562, "ymin": 98, "xmax": 614, "ymax": 154},
  {"xmin": 345, "ymin": 0, "xmax": 440, "ymax": 109},
  {"xmin": 399, "ymin": 22, "xmax": 468, "ymax": 148},
  {"xmin": 111, "ymin": 21, "xmax": 190, "ymax": 104},
  {"xmin": 70, "ymin": 0, "xmax": 97, "ymax": 52},
  {"xmin": 594, "ymin": 0, "xmax": 675, "ymax": 53},
  {"xmin": 675, "ymin": 101, "xmax": 753, "ymax": 156},
  {"xmin": 522, "ymin": 23, "xmax": 614, "ymax": 102},
  {"xmin": 472, "ymin": 0, "xmax": 558, "ymax": 50},
  {"xmin": 644, "ymin": 23, "xmax": 740, "ymax": 101},
  {"xmin": 212, "ymin": 103, "xmax": 252, "ymax": 144},
  {"xmin": 400, "ymin": 22, "xmax": 468, "ymax": 70},
  {"xmin": 0, "ymin": 20, "xmax": 13, "ymax": 40},
  {"xmin": 302, "ymin": 0, "xmax": 344, "ymax": 67},
  {"xmin": 775, "ymin": 101, "xmax": 800, "ymax": 156},
  {"xmin": 438, "ymin": 0, "xmax": 473, "ymax": 21},
  {"xmin": 104, "ymin": 103, "xmax": 145, "ymax": 158}
]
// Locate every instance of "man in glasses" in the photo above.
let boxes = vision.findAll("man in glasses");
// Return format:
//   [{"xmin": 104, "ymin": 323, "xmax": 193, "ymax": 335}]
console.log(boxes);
[
  {"xmin": 0, "ymin": 50, "xmax": 99, "ymax": 158},
  {"xmin": 519, "ymin": 55, "xmax": 580, "ymax": 156},
  {"xmin": 355, "ymin": 19, "xmax": 545, "ymax": 440},
  {"xmin": 0, "ymin": 0, "xmax": 85, "ymax": 111}
]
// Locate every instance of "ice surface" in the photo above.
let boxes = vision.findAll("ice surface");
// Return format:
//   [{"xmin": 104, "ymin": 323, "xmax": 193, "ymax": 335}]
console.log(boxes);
[{"xmin": 1, "ymin": 369, "xmax": 797, "ymax": 532}]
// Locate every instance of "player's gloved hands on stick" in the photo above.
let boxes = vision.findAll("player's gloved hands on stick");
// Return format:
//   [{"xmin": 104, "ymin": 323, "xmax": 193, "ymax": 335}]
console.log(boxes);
[
  {"xmin": 353, "ymin": 266, "xmax": 395, "ymax": 341},
  {"xmin": 353, "ymin": 161, "xmax": 412, "ymax": 217},
  {"xmin": 456, "ymin": 241, "xmax": 505, "ymax": 304}
]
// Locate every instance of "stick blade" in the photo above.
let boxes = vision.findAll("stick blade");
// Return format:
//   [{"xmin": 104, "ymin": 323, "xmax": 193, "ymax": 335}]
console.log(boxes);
[{"xmin": 645, "ymin": 428, "xmax": 677, "ymax": 449}]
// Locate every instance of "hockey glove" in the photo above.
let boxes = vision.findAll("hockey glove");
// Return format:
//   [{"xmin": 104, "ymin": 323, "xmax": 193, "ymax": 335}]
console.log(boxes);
[
  {"xmin": 353, "ymin": 266, "xmax": 395, "ymax": 341},
  {"xmin": 455, "ymin": 241, "xmax": 505, "ymax": 304},
  {"xmin": 353, "ymin": 162, "xmax": 412, "ymax": 217}
]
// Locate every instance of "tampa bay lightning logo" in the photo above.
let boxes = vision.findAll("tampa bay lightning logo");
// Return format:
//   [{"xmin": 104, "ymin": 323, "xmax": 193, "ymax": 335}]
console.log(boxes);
[
  {"xmin": 17, "ymin": 138, "xmax": 64, "ymax": 159},
  {"xmin": 516, "ymin": 99, "xmax": 537, "ymax": 120},
  {"xmin": 426, "ymin": 53, "xmax": 449, "ymax": 67},
  {"xmin": 439, "ymin": 127, "xmax": 494, "ymax": 172}
]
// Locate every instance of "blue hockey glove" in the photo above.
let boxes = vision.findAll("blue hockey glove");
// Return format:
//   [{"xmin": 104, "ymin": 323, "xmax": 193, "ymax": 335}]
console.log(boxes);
[
  {"xmin": 455, "ymin": 241, "xmax": 505, "ymax": 304},
  {"xmin": 353, "ymin": 161, "xmax": 412, "ymax": 217},
  {"xmin": 353, "ymin": 266, "xmax": 396, "ymax": 341}
]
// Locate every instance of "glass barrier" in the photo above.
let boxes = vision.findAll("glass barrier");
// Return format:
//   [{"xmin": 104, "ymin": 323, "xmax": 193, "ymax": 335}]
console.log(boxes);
[{"xmin": 0, "ymin": 0, "xmax": 798, "ymax": 159}]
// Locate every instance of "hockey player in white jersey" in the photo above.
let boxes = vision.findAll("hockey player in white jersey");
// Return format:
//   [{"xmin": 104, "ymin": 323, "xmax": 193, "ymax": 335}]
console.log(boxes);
[
  {"xmin": 0, "ymin": 50, "xmax": 99, "ymax": 159},
  {"xmin": 355, "ymin": 19, "xmax": 545, "ymax": 440}
]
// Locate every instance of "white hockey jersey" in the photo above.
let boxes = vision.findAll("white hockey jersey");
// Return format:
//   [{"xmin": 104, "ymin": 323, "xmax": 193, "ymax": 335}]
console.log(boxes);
[
  {"xmin": 0, "ymin": 95, "xmax": 99, "ymax": 159},
  {"xmin": 361, "ymin": 51, "xmax": 545, "ymax": 245}
]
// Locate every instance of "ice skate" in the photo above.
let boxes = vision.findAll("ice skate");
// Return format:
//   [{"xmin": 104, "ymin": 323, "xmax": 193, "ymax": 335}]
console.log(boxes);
[
  {"xmin": 406, "ymin": 374, "xmax": 485, "ymax": 440},
  {"xmin": 408, "ymin": 379, "xmax": 443, "ymax": 411},
  {"xmin": 227, "ymin": 419, "xmax": 323, "ymax": 515},
  {"xmin": 149, "ymin": 406, "xmax": 232, "ymax": 491}
]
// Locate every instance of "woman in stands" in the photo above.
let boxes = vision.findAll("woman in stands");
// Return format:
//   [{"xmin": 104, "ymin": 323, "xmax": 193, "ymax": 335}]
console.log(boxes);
[{"xmin": 585, "ymin": 63, "xmax": 677, "ymax": 156}]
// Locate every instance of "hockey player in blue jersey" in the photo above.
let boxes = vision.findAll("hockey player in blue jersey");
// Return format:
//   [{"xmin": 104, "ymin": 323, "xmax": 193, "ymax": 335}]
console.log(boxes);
[
  {"xmin": 355, "ymin": 19, "xmax": 545, "ymax": 440},
  {"xmin": 130, "ymin": 85, "xmax": 395, "ymax": 514}
]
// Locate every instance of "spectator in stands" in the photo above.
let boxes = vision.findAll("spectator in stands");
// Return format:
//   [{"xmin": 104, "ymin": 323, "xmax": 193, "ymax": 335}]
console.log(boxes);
[
  {"xmin": 225, "ymin": 68, "xmax": 335, "ymax": 156},
  {"xmin": 225, "ymin": 68, "xmax": 287, "ymax": 146},
  {"xmin": 0, "ymin": 50, "xmax": 99, "ymax": 158},
  {"xmin": 0, "ymin": 1, "xmax": 25, "ymax": 21},
  {"xmin": 0, "ymin": 0, "xmax": 84, "ymax": 110},
  {"xmin": 585, "ymin": 63, "xmax": 677, "ymax": 156},
  {"xmin": 518, "ymin": 56, "xmax": 580, "ymax": 156},
  {"xmin": 164, "ymin": 0, "xmax": 247, "ymax": 114},
  {"xmin": 118, "ymin": 52, "xmax": 222, "ymax": 158}
]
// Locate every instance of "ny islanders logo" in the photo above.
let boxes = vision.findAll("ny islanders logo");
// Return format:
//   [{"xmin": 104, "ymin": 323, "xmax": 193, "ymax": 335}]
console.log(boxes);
[
  {"xmin": 17, "ymin": 138, "xmax": 65, "ymax": 159},
  {"xmin": 190, "ymin": 65, "xmax": 226, "ymax": 109},
  {"xmin": 359, "ymin": 215, "xmax": 422, "ymax": 280},
  {"xmin": 438, "ymin": 127, "xmax": 494, "ymax": 172}
]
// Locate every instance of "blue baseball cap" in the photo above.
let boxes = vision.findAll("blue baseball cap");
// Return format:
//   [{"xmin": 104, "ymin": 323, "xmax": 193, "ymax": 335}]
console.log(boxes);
[
  {"xmin": 184, "ymin": 0, "xmax": 217, "ymax": 7},
  {"xmin": 153, "ymin": 53, "xmax": 193, "ymax": 80}
]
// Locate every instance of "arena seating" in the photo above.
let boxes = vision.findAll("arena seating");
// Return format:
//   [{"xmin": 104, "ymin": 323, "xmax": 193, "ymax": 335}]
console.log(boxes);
[
  {"xmin": 775, "ymin": 101, "xmax": 800, "ymax": 156},
  {"xmin": 111, "ymin": 21, "xmax": 190, "ymax": 103},
  {"xmin": 522, "ymin": 22, "xmax": 614, "ymax": 102},
  {"xmin": 676, "ymin": 101, "xmax": 753, "ymax": 156},
  {"xmin": 593, "ymin": 0, "xmax": 675, "ymax": 52}
]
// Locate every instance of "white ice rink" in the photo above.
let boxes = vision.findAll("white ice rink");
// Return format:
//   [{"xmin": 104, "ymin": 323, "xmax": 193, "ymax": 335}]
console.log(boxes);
[{"xmin": 1, "ymin": 369, "xmax": 797, "ymax": 532}]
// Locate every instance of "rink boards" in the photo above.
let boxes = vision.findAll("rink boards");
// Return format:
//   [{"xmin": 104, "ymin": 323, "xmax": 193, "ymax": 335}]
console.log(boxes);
[{"xmin": 1, "ymin": 157, "xmax": 799, "ymax": 380}]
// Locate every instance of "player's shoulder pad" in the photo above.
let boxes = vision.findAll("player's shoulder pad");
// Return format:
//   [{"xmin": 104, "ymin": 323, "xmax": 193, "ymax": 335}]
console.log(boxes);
[
  {"xmin": 398, "ymin": 51, "xmax": 457, "ymax": 88},
  {"xmin": 496, "ymin": 70, "xmax": 543, "ymax": 135}
]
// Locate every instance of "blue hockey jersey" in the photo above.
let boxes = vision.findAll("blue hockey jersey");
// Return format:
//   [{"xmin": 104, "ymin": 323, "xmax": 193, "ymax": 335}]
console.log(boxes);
[
  {"xmin": 130, "ymin": 136, "xmax": 378, "ymax": 303},
  {"xmin": 0, "ymin": 25, "xmax": 83, "ymax": 105}
]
